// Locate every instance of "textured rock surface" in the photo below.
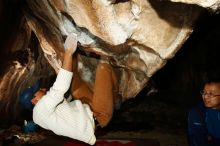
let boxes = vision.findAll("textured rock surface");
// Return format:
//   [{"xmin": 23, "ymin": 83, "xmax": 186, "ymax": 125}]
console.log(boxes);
[
  {"xmin": 22, "ymin": 0, "xmax": 201, "ymax": 100},
  {"xmin": 0, "ymin": 0, "xmax": 202, "ymax": 120},
  {"xmin": 169, "ymin": 0, "xmax": 220, "ymax": 11}
]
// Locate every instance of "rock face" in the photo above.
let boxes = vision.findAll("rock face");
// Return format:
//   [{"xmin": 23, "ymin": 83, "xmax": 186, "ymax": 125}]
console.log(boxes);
[
  {"xmin": 22, "ymin": 0, "xmax": 202, "ymax": 99},
  {"xmin": 0, "ymin": 0, "xmax": 202, "ymax": 120},
  {"xmin": 169, "ymin": 0, "xmax": 220, "ymax": 11}
]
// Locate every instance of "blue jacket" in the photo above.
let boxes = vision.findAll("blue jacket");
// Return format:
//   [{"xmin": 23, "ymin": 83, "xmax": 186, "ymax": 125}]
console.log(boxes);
[{"xmin": 188, "ymin": 102, "xmax": 220, "ymax": 146}]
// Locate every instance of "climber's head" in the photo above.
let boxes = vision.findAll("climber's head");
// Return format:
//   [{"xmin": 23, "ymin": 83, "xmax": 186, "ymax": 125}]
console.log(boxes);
[{"xmin": 19, "ymin": 80, "xmax": 46, "ymax": 110}]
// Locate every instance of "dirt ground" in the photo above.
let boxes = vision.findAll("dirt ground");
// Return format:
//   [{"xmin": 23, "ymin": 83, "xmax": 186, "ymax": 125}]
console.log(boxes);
[
  {"xmin": 99, "ymin": 130, "xmax": 187, "ymax": 146},
  {"xmin": 94, "ymin": 91, "xmax": 191, "ymax": 146},
  {"xmin": 0, "ymin": 91, "xmax": 191, "ymax": 146}
]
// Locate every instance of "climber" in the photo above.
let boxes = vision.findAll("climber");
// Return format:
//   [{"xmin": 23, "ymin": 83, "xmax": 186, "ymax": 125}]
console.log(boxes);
[
  {"xmin": 20, "ymin": 33, "xmax": 96, "ymax": 145},
  {"xmin": 19, "ymin": 32, "xmax": 120, "ymax": 144}
]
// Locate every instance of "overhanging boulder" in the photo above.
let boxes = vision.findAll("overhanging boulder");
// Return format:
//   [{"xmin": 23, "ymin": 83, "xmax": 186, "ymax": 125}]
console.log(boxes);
[
  {"xmin": 0, "ymin": 0, "xmax": 203, "ymax": 119},
  {"xmin": 22, "ymin": 0, "xmax": 202, "ymax": 100}
]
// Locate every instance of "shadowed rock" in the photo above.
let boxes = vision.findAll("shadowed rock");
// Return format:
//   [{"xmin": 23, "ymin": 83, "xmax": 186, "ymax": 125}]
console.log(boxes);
[{"xmin": 0, "ymin": 0, "xmax": 205, "ymax": 122}]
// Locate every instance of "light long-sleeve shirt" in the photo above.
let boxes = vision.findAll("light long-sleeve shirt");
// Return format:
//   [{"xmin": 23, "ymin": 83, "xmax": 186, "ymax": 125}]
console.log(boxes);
[{"xmin": 33, "ymin": 68, "xmax": 96, "ymax": 145}]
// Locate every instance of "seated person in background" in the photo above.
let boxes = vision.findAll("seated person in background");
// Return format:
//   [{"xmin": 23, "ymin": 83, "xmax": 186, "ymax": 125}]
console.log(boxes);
[
  {"xmin": 187, "ymin": 77, "xmax": 220, "ymax": 146},
  {"xmin": 30, "ymin": 34, "xmax": 96, "ymax": 145}
]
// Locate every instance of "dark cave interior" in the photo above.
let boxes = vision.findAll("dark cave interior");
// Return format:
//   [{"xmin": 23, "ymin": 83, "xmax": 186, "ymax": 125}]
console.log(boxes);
[{"xmin": 104, "ymin": 11, "xmax": 220, "ymax": 132}]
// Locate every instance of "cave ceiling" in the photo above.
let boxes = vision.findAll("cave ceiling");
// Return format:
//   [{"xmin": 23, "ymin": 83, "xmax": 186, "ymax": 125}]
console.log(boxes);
[{"xmin": 0, "ymin": 0, "xmax": 219, "ymax": 116}]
